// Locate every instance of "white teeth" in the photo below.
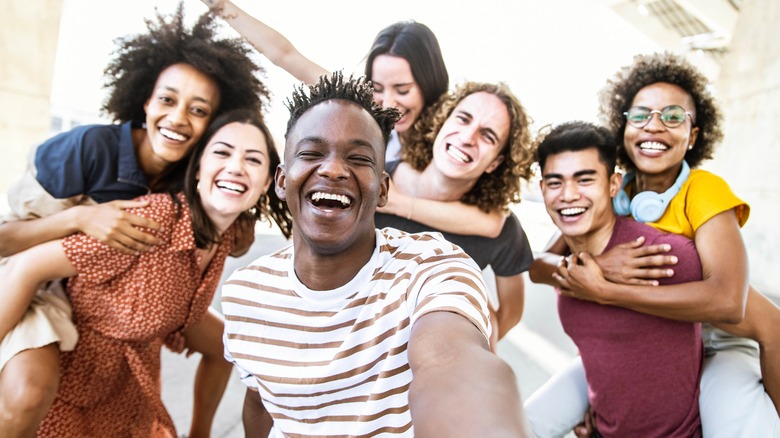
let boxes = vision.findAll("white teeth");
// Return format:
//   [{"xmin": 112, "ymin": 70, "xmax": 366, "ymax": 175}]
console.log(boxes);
[
  {"xmin": 216, "ymin": 181, "xmax": 246, "ymax": 193},
  {"xmin": 160, "ymin": 127, "xmax": 187, "ymax": 141},
  {"xmin": 639, "ymin": 141, "xmax": 667, "ymax": 151},
  {"xmin": 446, "ymin": 146, "xmax": 472, "ymax": 163},
  {"xmin": 560, "ymin": 207, "xmax": 586, "ymax": 216},
  {"xmin": 311, "ymin": 192, "xmax": 351, "ymax": 207}
]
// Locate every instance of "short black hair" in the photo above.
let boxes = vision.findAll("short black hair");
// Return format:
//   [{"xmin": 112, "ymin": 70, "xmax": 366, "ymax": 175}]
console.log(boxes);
[
  {"xmin": 103, "ymin": 1, "xmax": 269, "ymax": 123},
  {"xmin": 535, "ymin": 121, "xmax": 617, "ymax": 176},
  {"xmin": 284, "ymin": 71, "xmax": 400, "ymax": 145},
  {"xmin": 598, "ymin": 52, "xmax": 722, "ymax": 169}
]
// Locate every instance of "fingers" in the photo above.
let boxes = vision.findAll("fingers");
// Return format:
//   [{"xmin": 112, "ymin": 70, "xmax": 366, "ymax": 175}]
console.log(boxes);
[
  {"xmin": 102, "ymin": 227, "xmax": 159, "ymax": 254},
  {"xmin": 633, "ymin": 242, "xmax": 672, "ymax": 257},
  {"xmin": 123, "ymin": 210, "xmax": 161, "ymax": 232}
]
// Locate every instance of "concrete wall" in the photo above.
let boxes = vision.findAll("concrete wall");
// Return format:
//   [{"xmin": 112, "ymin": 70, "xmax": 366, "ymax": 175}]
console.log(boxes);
[
  {"xmin": 710, "ymin": 0, "xmax": 780, "ymax": 296},
  {"xmin": 0, "ymin": 0, "xmax": 63, "ymax": 193}
]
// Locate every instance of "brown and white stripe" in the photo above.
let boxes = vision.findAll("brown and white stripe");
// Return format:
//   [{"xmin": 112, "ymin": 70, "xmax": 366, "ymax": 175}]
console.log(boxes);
[{"xmin": 222, "ymin": 228, "xmax": 491, "ymax": 437}]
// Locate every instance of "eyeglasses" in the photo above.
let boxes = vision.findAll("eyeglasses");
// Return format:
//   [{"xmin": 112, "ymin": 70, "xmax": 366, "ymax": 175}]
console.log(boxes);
[{"xmin": 624, "ymin": 105, "xmax": 694, "ymax": 129}]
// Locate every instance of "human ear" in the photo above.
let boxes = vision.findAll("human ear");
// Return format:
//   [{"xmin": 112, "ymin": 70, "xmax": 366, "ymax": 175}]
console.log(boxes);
[
  {"xmin": 274, "ymin": 164, "xmax": 287, "ymax": 201},
  {"xmin": 377, "ymin": 171, "xmax": 390, "ymax": 208},
  {"xmin": 609, "ymin": 172, "xmax": 623, "ymax": 198},
  {"xmin": 485, "ymin": 155, "xmax": 505, "ymax": 174}
]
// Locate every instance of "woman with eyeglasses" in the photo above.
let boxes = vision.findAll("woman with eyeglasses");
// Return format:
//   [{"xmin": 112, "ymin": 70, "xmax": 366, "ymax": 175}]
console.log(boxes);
[{"xmin": 526, "ymin": 52, "xmax": 780, "ymax": 437}]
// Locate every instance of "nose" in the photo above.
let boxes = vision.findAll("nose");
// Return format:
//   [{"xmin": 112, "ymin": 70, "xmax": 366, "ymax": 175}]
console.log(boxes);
[
  {"xmin": 317, "ymin": 154, "xmax": 349, "ymax": 180},
  {"xmin": 560, "ymin": 181, "xmax": 580, "ymax": 202},
  {"xmin": 225, "ymin": 154, "xmax": 246, "ymax": 175},
  {"xmin": 643, "ymin": 112, "xmax": 666, "ymax": 131},
  {"xmin": 167, "ymin": 103, "xmax": 188, "ymax": 126},
  {"xmin": 459, "ymin": 124, "xmax": 479, "ymax": 146},
  {"xmin": 376, "ymin": 90, "xmax": 397, "ymax": 110}
]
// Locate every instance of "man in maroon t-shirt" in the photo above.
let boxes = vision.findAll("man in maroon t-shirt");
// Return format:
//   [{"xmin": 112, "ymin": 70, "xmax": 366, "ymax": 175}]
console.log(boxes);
[{"xmin": 534, "ymin": 121, "xmax": 703, "ymax": 437}]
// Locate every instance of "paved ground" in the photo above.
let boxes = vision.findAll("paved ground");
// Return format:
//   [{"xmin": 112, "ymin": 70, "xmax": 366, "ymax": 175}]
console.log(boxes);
[{"xmin": 160, "ymin": 200, "xmax": 579, "ymax": 437}]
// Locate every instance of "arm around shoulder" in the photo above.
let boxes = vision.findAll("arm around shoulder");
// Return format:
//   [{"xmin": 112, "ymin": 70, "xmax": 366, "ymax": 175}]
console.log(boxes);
[{"xmin": 408, "ymin": 311, "xmax": 528, "ymax": 437}]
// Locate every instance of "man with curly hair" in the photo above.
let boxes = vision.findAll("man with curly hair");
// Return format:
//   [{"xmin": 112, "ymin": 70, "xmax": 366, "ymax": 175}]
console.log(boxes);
[
  {"xmin": 0, "ymin": 3, "xmax": 269, "ymax": 436},
  {"xmin": 375, "ymin": 81, "xmax": 535, "ymax": 343},
  {"xmin": 528, "ymin": 52, "xmax": 780, "ymax": 437},
  {"xmin": 222, "ymin": 72, "xmax": 528, "ymax": 437}
]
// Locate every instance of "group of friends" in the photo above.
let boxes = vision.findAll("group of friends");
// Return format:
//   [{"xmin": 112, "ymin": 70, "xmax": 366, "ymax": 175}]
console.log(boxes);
[{"xmin": 0, "ymin": 0, "xmax": 777, "ymax": 436}]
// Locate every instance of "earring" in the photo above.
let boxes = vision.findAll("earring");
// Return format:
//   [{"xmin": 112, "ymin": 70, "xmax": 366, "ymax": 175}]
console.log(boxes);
[
  {"xmin": 688, "ymin": 144, "xmax": 693, "ymax": 150},
  {"xmin": 196, "ymin": 180, "xmax": 201, "ymax": 192}
]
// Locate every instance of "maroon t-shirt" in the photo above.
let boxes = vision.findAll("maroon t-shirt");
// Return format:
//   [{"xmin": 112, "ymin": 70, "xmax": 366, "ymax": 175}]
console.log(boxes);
[{"xmin": 559, "ymin": 216, "xmax": 703, "ymax": 437}]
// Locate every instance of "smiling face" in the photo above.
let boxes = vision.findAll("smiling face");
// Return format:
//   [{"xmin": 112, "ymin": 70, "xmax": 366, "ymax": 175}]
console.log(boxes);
[
  {"xmin": 141, "ymin": 63, "xmax": 221, "ymax": 176},
  {"xmin": 197, "ymin": 121, "xmax": 272, "ymax": 234},
  {"xmin": 541, "ymin": 148, "xmax": 621, "ymax": 249},
  {"xmin": 370, "ymin": 55, "xmax": 425, "ymax": 134},
  {"xmin": 277, "ymin": 100, "xmax": 388, "ymax": 257},
  {"xmin": 431, "ymin": 91, "xmax": 509, "ymax": 183},
  {"xmin": 623, "ymin": 82, "xmax": 699, "ymax": 184}
]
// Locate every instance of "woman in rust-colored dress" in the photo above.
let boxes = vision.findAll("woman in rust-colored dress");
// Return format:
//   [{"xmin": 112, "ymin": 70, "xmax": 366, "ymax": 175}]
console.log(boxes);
[{"xmin": 3, "ymin": 110, "xmax": 291, "ymax": 437}]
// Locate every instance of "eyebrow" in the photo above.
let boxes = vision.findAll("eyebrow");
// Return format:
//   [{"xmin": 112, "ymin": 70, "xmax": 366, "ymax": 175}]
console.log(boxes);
[
  {"xmin": 159, "ymin": 85, "xmax": 213, "ymax": 105},
  {"xmin": 212, "ymin": 141, "xmax": 266, "ymax": 155},
  {"xmin": 542, "ymin": 169, "xmax": 597, "ymax": 180},
  {"xmin": 456, "ymin": 109, "xmax": 500, "ymax": 141},
  {"xmin": 297, "ymin": 136, "xmax": 376, "ymax": 149}
]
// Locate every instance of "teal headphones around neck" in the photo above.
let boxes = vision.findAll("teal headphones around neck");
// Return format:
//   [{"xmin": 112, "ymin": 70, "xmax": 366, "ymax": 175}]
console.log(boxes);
[{"xmin": 613, "ymin": 160, "xmax": 691, "ymax": 223}]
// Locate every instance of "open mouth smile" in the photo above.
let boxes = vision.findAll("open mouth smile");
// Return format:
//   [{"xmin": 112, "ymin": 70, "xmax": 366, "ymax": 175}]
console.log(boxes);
[
  {"xmin": 310, "ymin": 191, "xmax": 352, "ymax": 209},
  {"xmin": 446, "ymin": 144, "xmax": 473, "ymax": 163},
  {"xmin": 638, "ymin": 141, "xmax": 669, "ymax": 152},
  {"xmin": 216, "ymin": 180, "xmax": 247, "ymax": 194},
  {"xmin": 160, "ymin": 127, "xmax": 189, "ymax": 142}
]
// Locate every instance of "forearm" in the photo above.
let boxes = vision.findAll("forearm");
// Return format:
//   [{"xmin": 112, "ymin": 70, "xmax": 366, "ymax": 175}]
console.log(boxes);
[
  {"xmin": 528, "ymin": 254, "xmax": 563, "ymax": 286},
  {"xmin": 1, "ymin": 241, "xmax": 76, "ymax": 340},
  {"xmin": 494, "ymin": 275, "xmax": 525, "ymax": 339},
  {"xmin": 215, "ymin": 1, "xmax": 328, "ymax": 84},
  {"xmin": 410, "ymin": 197, "xmax": 506, "ymax": 238},
  {"xmin": 188, "ymin": 353, "xmax": 232, "ymax": 438},
  {"xmin": 410, "ymin": 342, "xmax": 526, "ymax": 436},
  {"xmin": 243, "ymin": 388, "xmax": 273, "ymax": 437},
  {"xmin": 409, "ymin": 312, "xmax": 527, "ymax": 436},
  {"xmin": 601, "ymin": 276, "xmax": 747, "ymax": 324},
  {"xmin": 0, "ymin": 208, "xmax": 81, "ymax": 257}
]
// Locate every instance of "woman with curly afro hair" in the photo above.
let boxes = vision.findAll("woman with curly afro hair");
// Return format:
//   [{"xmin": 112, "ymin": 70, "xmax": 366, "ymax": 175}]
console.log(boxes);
[
  {"xmin": 0, "ymin": 3, "xmax": 271, "ymax": 437},
  {"xmin": 375, "ymin": 81, "xmax": 536, "ymax": 346},
  {"xmin": 526, "ymin": 52, "xmax": 780, "ymax": 437}
]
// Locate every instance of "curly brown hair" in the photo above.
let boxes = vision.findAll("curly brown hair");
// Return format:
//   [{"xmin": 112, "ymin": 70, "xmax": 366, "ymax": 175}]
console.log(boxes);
[
  {"xmin": 401, "ymin": 81, "xmax": 534, "ymax": 213},
  {"xmin": 102, "ymin": 2, "xmax": 269, "ymax": 123},
  {"xmin": 598, "ymin": 52, "xmax": 723, "ymax": 170}
]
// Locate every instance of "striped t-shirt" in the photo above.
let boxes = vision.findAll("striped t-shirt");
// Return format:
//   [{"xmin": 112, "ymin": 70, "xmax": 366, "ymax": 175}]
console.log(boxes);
[{"xmin": 222, "ymin": 227, "xmax": 491, "ymax": 437}]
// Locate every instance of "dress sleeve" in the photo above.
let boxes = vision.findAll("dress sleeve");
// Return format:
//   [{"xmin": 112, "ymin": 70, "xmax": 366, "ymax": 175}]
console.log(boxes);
[{"xmin": 61, "ymin": 194, "xmax": 175, "ymax": 285}]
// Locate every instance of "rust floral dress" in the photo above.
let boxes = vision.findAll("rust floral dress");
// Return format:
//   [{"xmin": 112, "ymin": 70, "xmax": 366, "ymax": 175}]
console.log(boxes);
[{"xmin": 37, "ymin": 193, "xmax": 234, "ymax": 438}]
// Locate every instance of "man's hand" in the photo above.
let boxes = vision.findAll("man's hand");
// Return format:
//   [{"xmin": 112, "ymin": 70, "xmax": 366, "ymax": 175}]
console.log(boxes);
[
  {"xmin": 74, "ymin": 200, "xmax": 160, "ymax": 254},
  {"xmin": 573, "ymin": 407, "xmax": 595, "ymax": 438},
  {"xmin": 593, "ymin": 236, "xmax": 676, "ymax": 285},
  {"xmin": 553, "ymin": 253, "xmax": 612, "ymax": 304}
]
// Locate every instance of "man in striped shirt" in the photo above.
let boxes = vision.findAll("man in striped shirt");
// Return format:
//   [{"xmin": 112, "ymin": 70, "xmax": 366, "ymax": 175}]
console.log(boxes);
[{"xmin": 221, "ymin": 72, "xmax": 528, "ymax": 437}]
